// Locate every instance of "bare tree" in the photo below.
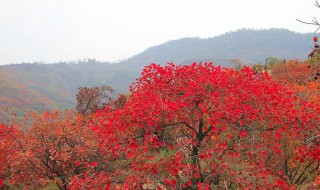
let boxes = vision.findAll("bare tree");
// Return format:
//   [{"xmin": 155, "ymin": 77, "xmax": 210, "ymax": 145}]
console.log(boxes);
[
  {"xmin": 112, "ymin": 93, "xmax": 128, "ymax": 110},
  {"xmin": 230, "ymin": 58, "xmax": 245, "ymax": 71},
  {"xmin": 296, "ymin": 1, "xmax": 320, "ymax": 81},
  {"xmin": 76, "ymin": 85, "xmax": 114, "ymax": 116},
  {"xmin": 297, "ymin": 0, "xmax": 320, "ymax": 33}
]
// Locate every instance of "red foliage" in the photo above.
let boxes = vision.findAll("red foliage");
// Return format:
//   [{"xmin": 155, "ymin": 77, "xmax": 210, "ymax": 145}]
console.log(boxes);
[
  {"xmin": 271, "ymin": 60, "xmax": 319, "ymax": 103},
  {"xmin": 1, "ymin": 63, "xmax": 319, "ymax": 189},
  {"xmin": 0, "ymin": 110, "xmax": 100, "ymax": 189},
  {"xmin": 0, "ymin": 124, "xmax": 24, "ymax": 189},
  {"xmin": 83, "ymin": 63, "xmax": 320, "ymax": 189}
]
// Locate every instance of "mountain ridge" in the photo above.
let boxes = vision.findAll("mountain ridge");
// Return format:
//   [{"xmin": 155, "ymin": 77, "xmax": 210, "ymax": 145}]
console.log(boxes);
[
  {"xmin": 0, "ymin": 28, "xmax": 314, "ymax": 120},
  {"xmin": 121, "ymin": 28, "xmax": 311, "ymax": 67}
]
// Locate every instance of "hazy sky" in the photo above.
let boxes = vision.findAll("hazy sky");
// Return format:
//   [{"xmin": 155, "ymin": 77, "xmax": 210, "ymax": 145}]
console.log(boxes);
[{"xmin": 0, "ymin": 0, "xmax": 319, "ymax": 65}]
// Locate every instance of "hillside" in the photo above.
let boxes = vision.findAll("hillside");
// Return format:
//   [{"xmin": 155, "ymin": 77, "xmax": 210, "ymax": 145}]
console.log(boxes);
[
  {"xmin": 0, "ymin": 61, "xmax": 134, "ymax": 116},
  {"xmin": 121, "ymin": 28, "xmax": 312, "ymax": 68},
  {"xmin": 0, "ymin": 73, "xmax": 58, "ymax": 121},
  {"xmin": 0, "ymin": 28, "xmax": 314, "ymax": 120}
]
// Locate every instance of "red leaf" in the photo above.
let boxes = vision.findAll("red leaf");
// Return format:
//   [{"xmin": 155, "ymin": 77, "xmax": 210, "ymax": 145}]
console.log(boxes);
[
  {"xmin": 74, "ymin": 161, "xmax": 80, "ymax": 167},
  {"xmin": 194, "ymin": 172, "xmax": 200, "ymax": 178},
  {"xmin": 239, "ymin": 130, "xmax": 248, "ymax": 138}
]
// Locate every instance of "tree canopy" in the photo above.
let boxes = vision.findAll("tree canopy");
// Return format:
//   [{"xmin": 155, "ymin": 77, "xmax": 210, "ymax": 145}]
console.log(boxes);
[{"xmin": 0, "ymin": 62, "xmax": 320, "ymax": 189}]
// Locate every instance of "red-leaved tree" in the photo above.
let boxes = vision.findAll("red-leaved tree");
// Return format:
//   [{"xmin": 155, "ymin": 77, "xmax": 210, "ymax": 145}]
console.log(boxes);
[
  {"xmin": 1, "ymin": 110, "xmax": 100, "ymax": 189},
  {"xmin": 71, "ymin": 63, "xmax": 320, "ymax": 189}
]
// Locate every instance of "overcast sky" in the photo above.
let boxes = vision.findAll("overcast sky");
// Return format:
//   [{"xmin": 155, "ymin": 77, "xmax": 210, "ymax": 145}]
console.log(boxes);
[{"xmin": 0, "ymin": 0, "xmax": 319, "ymax": 65}]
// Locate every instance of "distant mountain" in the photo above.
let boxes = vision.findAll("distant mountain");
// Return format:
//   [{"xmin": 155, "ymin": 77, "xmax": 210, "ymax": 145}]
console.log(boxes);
[
  {"xmin": 121, "ymin": 28, "xmax": 312, "ymax": 68},
  {"xmin": 0, "ymin": 28, "xmax": 314, "ymax": 120}
]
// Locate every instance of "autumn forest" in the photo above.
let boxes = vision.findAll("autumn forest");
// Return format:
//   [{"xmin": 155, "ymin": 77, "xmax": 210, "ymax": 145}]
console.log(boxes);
[
  {"xmin": 1, "ymin": 3, "xmax": 320, "ymax": 189},
  {"xmin": 0, "ymin": 49, "xmax": 319, "ymax": 190}
]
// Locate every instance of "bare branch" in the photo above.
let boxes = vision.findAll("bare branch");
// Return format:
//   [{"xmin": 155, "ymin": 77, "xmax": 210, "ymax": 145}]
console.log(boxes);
[
  {"xmin": 315, "ymin": 0, "xmax": 320, "ymax": 8},
  {"xmin": 302, "ymin": 135, "xmax": 320, "ymax": 144},
  {"xmin": 163, "ymin": 121, "xmax": 197, "ymax": 133},
  {"xmin": 296, "ymin": 19, "xmax": 320, "ymax": 26},
  {"xmin": 297, "ymin": 1, "xmax": 320, "ymax": 33}
]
